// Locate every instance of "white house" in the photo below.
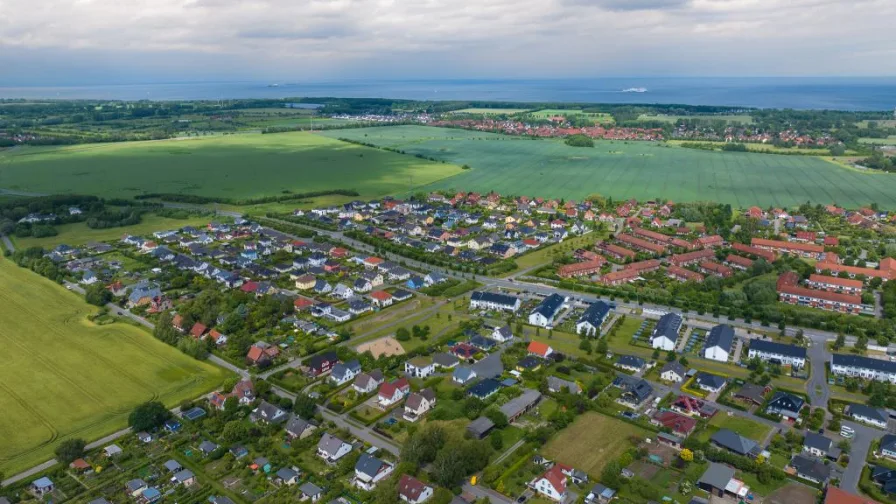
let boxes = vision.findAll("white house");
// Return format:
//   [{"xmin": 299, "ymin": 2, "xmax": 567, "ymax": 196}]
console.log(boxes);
[
  {"xmin": 747, "ymin": 340, "xmax": 807, "ymax": 369},
  {"xmin": 469, "ymin": 291, "xmax": 521, "ymax": 312},
  {"xmin": 650, "ymin": 313, "xmax": 682, "ymax": 351},
  {"xmin": 317, "ymin": 433, "xmax": 352, "ymax": 464},
  {"xmin": 532, "ymin": 465, "xmax": 568, "ymax": 502},
  {"xmin": 404, "ymin": 357, "xmax": 434, "ymax": 378},
  {"xmin": 879, "ymin": 434, "xmax": 896, "ymax": 459},
  {"xmin": 660, "ymin": 361, "xmax": 686, "ymax": 383},
  {"xmin": 491, "ymin": 325, "xmax": 514, "ymax": 343},
  {"xmin": 846, "ymin": 404, "xmax": 889, "ymax": 428},
  {"xmin": 528, "ymin": 294, "xmax": 567, "ymax": 328},
  {"xmin": 703, "ymin": 324, "xmax": 734, "ymax": 362},
  {"xmin": 353, "ymin": 453, "xmax": 394, "ymax": 491},
  {"xmin": 330, "ymin": 360, "xmax": 362, "ymax": 386},
  {"xmin": 831, "ymin": 354, "xmax": 896, "ymax": 384},
  {"xmin": 576, "ymin": 301, "xmax": 611, "ymax": 336},
  {"xmin": 398, "ymin": 474, "xmax": 433, "ymax": 504},
  {"xmin": 403, "ymin": 389, "xmax": 437, "ymax": 422}
]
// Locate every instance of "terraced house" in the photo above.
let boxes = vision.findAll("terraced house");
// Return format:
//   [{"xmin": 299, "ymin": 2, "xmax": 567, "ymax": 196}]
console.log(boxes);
[
  {"xmin": 747, "ymin": 340, "xmax": 807, "ymax": 369},
  {"xmin": 831, "ymin": 354, "xmax": 896, "ymax": 383}
]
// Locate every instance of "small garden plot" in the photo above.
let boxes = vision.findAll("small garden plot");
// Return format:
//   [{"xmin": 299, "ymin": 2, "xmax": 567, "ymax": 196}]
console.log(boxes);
[
  {"xmin": 695, "ymin": 412, "xmax": 772, "ymax": 443},
  {"xmin": 351, "ymin": 398, "xmax": 394, "ymax": 425},
  {"xmin": 268, "ymin": 369, "xmax": 312, "ymax": 393},
  {"xmin": 684, "ymin": 328, "xmax": 706, "ymax": 355},
  {"xmin": 542, "ymin": 411, "xmax": 650, "ymax": 478},
  {"xmin": 328, "ymin": 387, "xmax": 370, "ymax": 413}
]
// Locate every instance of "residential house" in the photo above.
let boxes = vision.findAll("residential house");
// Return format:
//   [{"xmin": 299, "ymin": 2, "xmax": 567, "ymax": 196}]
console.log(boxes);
[
  {"xmin": 576, "ymin": 301, "xmax": 611, "ymax": 336},
  {"xmin": 532, "ymin": 464, "xmax": 569, "ymax": 502},
  {"xmin": 671, "ymin": 395, "xmax": 718, "ymax": 418},
  {"xmin": 274, "ymin": 467, "xmax": 300, "ymax": 486},
  {"xmin": 307, "ymin": 351, "xmax": 339, "ymax": 376},
  {"xmin": 31, "ymin": 477, "xmax": 54, "ymax": 497},
  {"xmin": 398, "ymin": 474, "xmax": 433, "ymax": 504},
  {"xmin": 330, "ymin": 360, "xmax": 362, "ymax": 385},
  {"xmin": 250, "ymin": 401, "xmax": 288, "ymax": 424},
  {"xmin": 452, "ymin": 366, "xmax": 477, "ymax": 385},
  {"xmin": 661, "ymin": 361, "xmax": 686, "ymax": 383},
  {"xmin": 651, "ymin": 410, "xmax": 698, "ymax": 437},
  {"xmin": 766, "ymin": 391, "xmax": 805, "ymax": 422},
  {"xmin": 710, "ymin": 429, "xmax": 762, "ymax": 458},
  {"xmin": 173, "ymin": 469, "xmax": 196, "ymax": 487},
  {"xmin": 403, "ymin": 388, "xmax": 437, "ymax": 422},
  {"xmin": 748, "ymin": 340, "xmax": 807, "ymax": 368},
  {"xmin": 378, "ymin": 378, "xmax": 411, "ymax": 407},
  {"xmin": 468, "ymin": 378, "xmax": 502, "ymax": 400},
  {"xmin": 616, "ymin": 355, "xmax": 646, "ymax": 373},
  {"xmin": 788, "ymin": 454, "xmax": 832, "ymax": 484},
  {"xmin": 831, "ymin": 354, "xmax": 896, "ymax": 384},
  {"xmin": 697, "ymin": 463, "xmax": 745, "ymax": 498},
  {"xmin": 803, "ymin": 432, "xmax": 834, "ymax": 458},
  {"xmin": 650, "ymin": 313, "xmax": 682, "ymax": 351},
  {"xmin": 845, "ymin": 404, "xmax": 889, "ymax": 429},
  {"xmin": 491, "ymin": 325, "xmax": 514, "ymax": 343},
  {"xmin": 694, "ymin": 372, "xmax": 727, "ymax": 394},
  {"xmin": 353, "ymin": 453, "xmax": 394, "ymax": 491},
  {"xmin": 369, "ymin": 290, "xmax": 393, "ymax": 307},
  {"xmin": 299, "ymin": 482, "xmax": 324, "ymax": 502},
  {"xmin": 353, "ymin": 370, "xmax": 385, "ymax": 394},
  {"xmin": 469, "ymin": 291, "xmax": 521, "ymax": 312},
  {"xmin": 547, "ymin": 376, "xmax": 581, "ymax": 394},
  {"xmin": 433, "ymin": 352, "xmax": 459, "ymax": 369},
  {"xmin": 317, "ymin": 433, "xmax": 353, "ymax": 463},
  {"xmin": 733, "ymin": 383, "xmax": 770, "ymax": 406},
  {"xmin": 528, "ymin": 293, "xmax": 567, "ymax": 327},
  {"xmin": 879, "ymin": 434, "xmax": 896, "ymax": 459},
  {"xmin": 405, "ymin": 357, "xmax": 435, "ymax": 378},
  {"xmin": 586, "ymin": 484, "xmax": 617, "ymax": 504},
  {"xmin": 286, "ymin": 416, "xmax": 317, "ymax": 440},
  {"xmin": 704, "ymin": 324, "xmax": 735, "ymax": 362}
]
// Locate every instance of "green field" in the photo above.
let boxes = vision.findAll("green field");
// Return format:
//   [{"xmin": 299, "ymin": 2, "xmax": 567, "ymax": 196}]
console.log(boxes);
[
  {"xmin": 542, "ymin": 411, "xmax": 649, "ymax": 477},
  {"xmin": 13, "ymin": 212, "xmax": 212, "ymax": 249},
  {"xmin": 0, "ymin": 132, "xmax": 462, "ymax": 200},
  {"xmin": 321, "ymin": 126, "xmax": 896, "ymax": 208},
  {"xmin": 638, "ymin": 114, "xmax": 754, "ymax": 124},
  {"xmin": 694, "ymin": 413, "xmax": 773, "ymax": 443},
  {"xmin": 529, "ymin": 109, "xmax": 615, "ymax": 124},
  {"xmin": 859, "ymin": 137, "xmax": 896, "ymax": 145},
  {"xmin": 0, "ymin": 258, "xmax": 227, "ymax": 474},
  {"xmin": 451, "ymin": 108, "xmax": 531, "ymax": 115}
]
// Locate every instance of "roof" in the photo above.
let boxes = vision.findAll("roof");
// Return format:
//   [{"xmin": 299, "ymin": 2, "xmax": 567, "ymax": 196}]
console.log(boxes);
[
  {"xmin": 653, "ymin": 312, "xmax": 682, "ymax": 341},
  {"xmin": 705, "ymin": 324, "xmax": 735, "ymax": 352},
  {"xmin": 318, "ymin": 433, "xmax": 349, "ymax": 457},
  {"xmin": 500, "ymin": 388, "xmax": 541, "ymax": 419},
  {"xmin": 804, "ymin": 432, "xmax": 833, "ymax": 452},
  {"xmin": 547, "ymin": 376, "xmax": 581, "ymax": 394},
  {"xmin": 540, "ymin": 465, "xmax": 568, "ymax": 495},
  {"xmin": 355, "ymin": 453, "xmax": 388, "ymax": 478},
  {"xmin": 790, "ymin": 454, "xmax": 831, "ymax": 481},
  {"xmin": 468, "ymin": 416, "xmax": 496, "ymax": 436},
  {"xmin": 531, "ymin": 293, "xmax": 565, "ymax": 320},
  {"xmin": 173, "ymin": 469, "xmax": 195, "ymax": 483},
  {"xmin": 809, "ymin": 274, "xmax": 863, "ymax": 289},
  {"xmin": 468, "ymin": 378, "xmax": 502, "ymax": 398},
  {"xmin": 453, "ymin": 366, "xmax": 477, "ymax": 381},
  {"xmin": 527, "ymin": 341, "xmax": 552, "ymax": 357},
  {"xmin": 661, "ymin": 361, "xmax": 686, "ymax": 377},
  {"xmin": 749, "ymin": 339, "xmax": 807, "ymax": 359},
  {"xmin": 33, "ymin": 477, "xmax": 54, "ymax": 488},
  {"xmin": 398, "ymin": 474, "xmax": 430, "ymax": 501},
  {"xmin": 735, "ymin": 383, "xmax": 768, "ymax": 404},
  {"xmin": 299, "ymin": 482, "xmax": 323, "ymax": 496},
  {"xmin": 768, "ymin": 391, "xmax": 805, "ymax": 413},
  {"xmin": 578, "ymin": 301, "xmax": 611, "ymax": 327},
  {"xmin": 653, "ymin": 410, "xmax": 698, "ymax": 434},
  {"xmin": 470, "ymin": 290, "xmax": 519, "ymax": 307},
  {"xmin": 698, "ymin": 462, "xmax": 735, "ymax": 489},
  {"xmin": 695, "ymin": 372, "xmax": 726, "ymax": 389},
  {"xmin": 617, "ymin": 354, "xmax": 645, "ymax": 368},
  {"xmin": 832, "ymin": 353, "xmax": 896, "ymax": 374},
  {"xmin": 711, "ymin": 429, "xmax": 758, "ymax": 456},
  {"xmin": 824, "ymin": 486, "xmax": 880, "ymax": 504},
  {"xmin": 846, "ymin": 403, "xmax": 888, "ymax": 422}
]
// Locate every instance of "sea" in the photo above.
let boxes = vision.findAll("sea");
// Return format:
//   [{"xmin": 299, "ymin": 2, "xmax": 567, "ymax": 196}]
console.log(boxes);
[{"xmin": 1, "ymin": 77, "xmax": 895, "ymax": 111}]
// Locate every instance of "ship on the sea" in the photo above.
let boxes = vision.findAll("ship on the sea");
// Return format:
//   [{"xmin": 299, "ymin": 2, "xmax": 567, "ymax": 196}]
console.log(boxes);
[{"xmin": 621, "ymin": 87, "xmax": 647, "ymax": 93}]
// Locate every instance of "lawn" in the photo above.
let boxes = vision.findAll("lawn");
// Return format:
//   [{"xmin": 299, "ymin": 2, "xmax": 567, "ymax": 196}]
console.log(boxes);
[
  {"xmin": 0, "ymin": 131, "xmax": 463, "ymax": 200},
  {"xmin": 859, "ymin": 137, "xmax": 896, "ymax": 145},
  {"xmin": 528, "ymin": 109, "xmax": 615, "ymax": 124},
  {"xmin": 451, "ymin": 108, "xmax": 531, "ymax": 115},
  {"xmin": 542, "ymin": 411, "xmax": 649, "ymax": 478},
  {"xmin": 638, "ymin": 114, "xmax": 754, "ymax": 124},
  {"xmin": 694, "ymin": 412, "xmax": 773, "ymax": 443},
  {"xmin": 321, "ymin": 126, "xmax": 896, "ymax": 209},
  {"xmin": 507, "ymin": 232, "xmax": 604, "ymax": 275},
  {"xmin": 0, "ymin": 258, "xmax": 227, "ymax": 474},
  {"xmin": 13, "ymin": 212, "xmax": 212, "ymax": 249}
]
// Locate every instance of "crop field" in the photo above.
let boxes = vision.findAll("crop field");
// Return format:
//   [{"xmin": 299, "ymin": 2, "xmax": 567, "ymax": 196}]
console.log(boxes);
[
  {"xmin": 859, "ymin": 136, "xmax": 896, "ymax": 145},
  {"xmin": 0, "ymin": 258, "xmax": 227, "ymax": 474},
  {"xmin": 542, "ymin": 411, "xmax": 649, "ymax": 477},
  {"xmin": 529, "ymin": 109, "xmax": 615, "ymax": 123},
  {"xmin": 13, "ymin": 212, "xmax": 212, "ymax": 249},
  {"xmin": 451, "ymin": 108, "xmax": 531, "ymax": 115},
  {"xmin": 322, "ymin": 126, "xmax": 896, "ymax": 208},
  {"xmin": 0, "ymin": 132, "xmax": 462, "ymax": 200}
]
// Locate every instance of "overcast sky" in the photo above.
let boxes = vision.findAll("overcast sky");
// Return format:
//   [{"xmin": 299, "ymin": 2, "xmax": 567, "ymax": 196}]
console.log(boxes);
[{"xmin": 1, "ymin": 0, "xmax": 894, "ymax": 85}]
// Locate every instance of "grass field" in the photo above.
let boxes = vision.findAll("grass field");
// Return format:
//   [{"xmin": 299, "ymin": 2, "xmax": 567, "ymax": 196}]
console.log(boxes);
[
  {"xmin": 528, "ymin": 109, "xmax": 615, "ymax": 124},
  {"xmin": 0, "ymin": 132, "xmax": 462, "ymax": 200},
  {"xmin": 451, "ymin": 108, "xmax": 531, "ymax": 115},
  {"xmin": 859, "ymin": 137, "xmax": 896, "ymax": 145},
  {"xmin": 638, "ymin": 114, "xmax": 754, "ymax": 124},
  {"xmin": 542, "ymin": 411, "xmax": 649, "ymax": 477},
  {"xmin": 0, "ymin": 258, "xmax": 227, "ymax": 474},
  {"xmin": 13, "ymin": 213, "xmax": 212, "ymax": 249},
  {"xmin": 694, "ymin": 412, "xmax": 773, "ymax": 443},
  {"xmin": 321, "ymin": 125, "xmax": 896, "ymax": 208}
]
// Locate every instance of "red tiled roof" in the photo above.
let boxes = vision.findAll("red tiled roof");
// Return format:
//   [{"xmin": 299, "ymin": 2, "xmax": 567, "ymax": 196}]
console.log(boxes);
[
  {"xmin": 370, "ymin": 290, "xmax": 392, "ymax": 301},
  {"xmin": 824, "ymin": 486, "xmax": 879, "ymax": 504},
  {"xmin": 398, "ymin": 474, "xmax": 429, "ymax": 501},
  {"xmin": 190, "ymin": 322, "xmax": 207, "ymax": 338},
  {"xmin": 808, "ymin": 274, "xmax": 863, "ymax": 289},
  {"xmin": 752, "ymin": 237, "xmax": 824, "ymax": 254},
  {"xmin": 527, "ymin": 341, "xmax": 552, "ymax": 357}
]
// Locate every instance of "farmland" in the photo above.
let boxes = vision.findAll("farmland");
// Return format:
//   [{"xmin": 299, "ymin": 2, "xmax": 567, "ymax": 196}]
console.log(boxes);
[
  {"xmin": 451, "ymin": 108, "xmax": 531, "ymax": 115},
  {"xmin": 542, "ymin": 411, "xmax": 649, "ymax": 477},
  {"xmin": 0, "ymin": 258, "xmax": 227, "ymax": 474},
  {"xmin": 638, "ymin": 114, "xmax": 754, "ymax": 124},
  {"xmin": 528, "ymin": 109, "xmax": 615, "ymax": 124},
  {"xmin": 0, "ymin": 132, "xmax": 462, "ymax": 200},
  {"xmin": 322, "ymin": 125, "xmax": 896, "ymax": 208}
]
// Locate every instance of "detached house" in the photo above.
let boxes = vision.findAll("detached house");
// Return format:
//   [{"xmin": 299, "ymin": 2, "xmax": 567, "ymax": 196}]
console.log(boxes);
[
  {"xmin": 532, "ymin": 464, "xmax": 569, "ymax": 502},
  {"xmin": 405, "ymin": 357, "xmax": 435, "ymax": 378},
  {"xmin": 765, "ymin": 391, "xmax": 805, "ymax": 422},
  {"xmin": 576, "ymin": 301, "xmax": 611, "ymax": 336},
  {"xmin": 704, "ymin": 324, "xmax": 735, "ymax": 362},
  {"xmin": 378, "ymin": 378, "xmax": 411, "ymax": 407},
  {"xmin": 403, "ymin": 389, "xmax": 437, "ymax": 422},
  {"xmin": 285, "ymin": 416, "xmax": 317, "ymax": 440},
  {"xmin": 317, "ymin": 433, "xmax": 353, "ymax": 464},
  {"xmin": 330, "ymin": 360, "xmax": 362, "ymax": 385},
  {"xmin": 650, "ymin": 313, "xmax": 682, "ymax": 351},
  {"xmin": 353, "ymin": 370, "xmax": 384, "ymax": 394},
  {"xmin": 353, "ymin": 453, "xmax": 394, "ymax": 491},
  {"xmin": 748, "ymin": 340, "xmax": 807, "ymax": 369},
  {"xmin": 250, "ymin": 401, "xmax": 288, "ymax": 425},
  {"xmin": 398, "ymin": 474, "xmax": 433, "ymax": 504},
  {"xmin": 307, "ymin": 351, "xmax": 339, "ymax": 376}
]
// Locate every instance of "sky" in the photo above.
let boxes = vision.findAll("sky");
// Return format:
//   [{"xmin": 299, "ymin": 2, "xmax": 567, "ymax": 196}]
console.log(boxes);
[{"xmin": 1, "ymin": 0, "xmax": 895, "ymax": 85}]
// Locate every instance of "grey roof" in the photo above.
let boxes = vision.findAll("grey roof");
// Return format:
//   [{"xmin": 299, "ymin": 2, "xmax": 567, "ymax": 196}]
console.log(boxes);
[
  {"xmin": 705, "ymin": 324, "xmax": 735, "ymax": 352},
  {"xmin": 804, "ymin": 432, "xmax": 832, "ymax": 452},
  {"xmin": 173, "ymin": 469, "xmax": 194, "ymax": 483},
  {"xmin": 881, "ymin": 434, "xmax": 896, "ymax": 453},
  {"xmin": 767, "ymin": 391, "xmax": 805, "ymax": 414},
  {"xmin": 735, "ymin": 383, "xmax": 768, "ymax": 404},
  {"xmin": 472, "ymin": 352, "xmax": 504, "ymax": 379},
  {"xmin": 286, "ymin": 415, "xmax": 315, "ymax": 437},
  {"xmin": 661, "ymin": 361, "xmax": 686, "ymax": 377},
  {"xmin": 617, "ymin": 354, "xmax": 645, "ymax": 369},
  {"xmin": 199, "ymin": 440, "xmax": 219, "ymax": 453},
  {"xmin": 126, "ymin": 479, "xmax": 147, "ymax": 491},
  {"xmin": 467, "ymin": 416, "xmax": 496, "ymax": 437},
  {"xmin": 163, "ymin": 459, "xmax": 182, "ymax": 472},
  {"xmin": 355, "ymin": 453, "xmax": 387, "ymax": 478},
  {"xmin": 695, "ymin": 372, "xmax": 727, "ymax": 390},
  {"xmin": 433, "ymin": 352, "xmax": 459, "ymax": 367},
  {"xmin": 471, "ymin": 291, "xmax": 520, "ymax": 308},
  {"xmin": 453, "ymin": 366, "xmax": 477, "ymax": 381},
  {"xmin": 578, "ymin": 301, "xmax": 611, "ymax": 328},
  {"xmin": 698, "ymin": 462, "xmax": 735, "ymax": 489},
  {"xmin": 790, "ymin": 454, "xmax": 831, "ymax": 482},
  {"xmin": 749, "ymin": 339, "xmax": 807, "ymax": 359},
  {"xmin": 276, "ymin": 467, "xmax": 299, "ymax": 481},
  {"xmin": 547, "ymin": 376, "xmax": 581, "ymax": 394},
  {"xmin": 847, "ymin": 404, "xmax": 888, "ymax": 423},
  {"xmin": 711, "ymin": 429, "xmax": 759, "ymax": 456},
  {"xmin": 531, "ymin": 293, "xmax": 565, "ymax": 320},
  {"xmin": 653, "ymin": 313, "xmax": 682, "ymax": 340},
  {"xmin": 317, "ymin": 433, "xmax": 349, "ymax": 457},
  {"xmin": 299, "ymin": 482, "xmax": 323, "ymax": 497},
  {"xmin": 833, "ymin": 353, "xmax": 896, "ymax": 374},
  {"xmin": 500, "ymin": 388, "xmax": 542, "ymax": 419}
]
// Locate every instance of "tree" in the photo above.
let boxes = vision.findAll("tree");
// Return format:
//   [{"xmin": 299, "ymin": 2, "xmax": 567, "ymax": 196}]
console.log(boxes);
[
  {"xmin": 395, "ymin": 327, "xmax": 411, "ymax": 341},
  {"xmin": 222, "ymin": 420, "xmax": 250, "ymax": 442},
  {"xmin": 484, "ymin": 408, "xmax": 509, "ymax": 429},
  {"xmin": 855, "ymin": 335, "xmax": 868, "ymax": 351},
  {"xmin": 680, "ymin": 448, "xmax": 694, "ymax": 462},
  {"xmin": 833, "ymin": 333, "xmax": 846, "ymax": 350},
  {"xmin": 490, "ymin": 431, "xmax": 504, "ymax": 450},
  {"xmin": 597, "ymin": 338, "xmax": 608, "ymax": 355},
  {"xmin": 293, "ymin": 393, "xmax": 317, "ymax": 419},
  {"xmin": 579, "ymin": 338, "xmax": 592, "ymax": 354},
  {"xmin": 128, "ymin": 401, "xmax": 170, "ymax": 431},
  {"xmin": 153, "ymin": 311, "xmax": 179, "ymax": 345},
  {"xmin": 55, "ymin": 438, "xmax": 86, "ymax": 464},
  {"xmin": 85, "ymin": 283, "xmax": 112, "ymax": 306}
]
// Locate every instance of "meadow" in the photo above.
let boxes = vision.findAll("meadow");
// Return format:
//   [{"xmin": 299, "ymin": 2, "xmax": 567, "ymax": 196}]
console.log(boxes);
[
  {"xmin": 638, "ymin": 113, "xmax": 754, "ymax": 124},
  {"xmin": 451, "ymin": 108, "xmax": 531, "ymax": 115},
  {"xmin": 0, "ymin": 258, "xmax": 227, "ymax": 474},
  {"xmin": 528, "ymin": 109, "xmax": 615, "ymax": 123},
  {"xmin": 542, "ymin": 411, "xmax": 649, "ymax": 477},
  {"xmin": 12, "ymin": 212, "xmax": 212, "ymax": 249},
  {"xmin": 0, "ymin": 132, "xmax": 462, "ymax": 200},
  {"xmin": 322, "ymin": 125, "xmax": 896, "ymax": 208}
]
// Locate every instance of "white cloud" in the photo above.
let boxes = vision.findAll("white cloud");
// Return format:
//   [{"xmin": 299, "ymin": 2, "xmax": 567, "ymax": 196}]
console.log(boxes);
[{"xmin": 0, "ymin": 0, "xmax": 894, "ymax": 84}]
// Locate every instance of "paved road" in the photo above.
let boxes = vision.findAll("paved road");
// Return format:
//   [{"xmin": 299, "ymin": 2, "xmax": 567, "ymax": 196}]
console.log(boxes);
[
  {"xmin": 807, "ymin": 338, "xmax": 831, "ymax": 408},
  {"xmin": 840, "ymin": 419, "xmax": 888, "ymax": 493}
]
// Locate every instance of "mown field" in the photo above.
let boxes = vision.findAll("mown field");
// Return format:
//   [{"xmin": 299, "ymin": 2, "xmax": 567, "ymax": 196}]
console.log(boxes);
[
  {"xmin": 322, "ymin": 125, "xmax": 896, "ymax": 208},
  {"xmin": 0, "ymin": 132, "xmax": 462, "ymax": 200},
  {"xmin": 542, "ymin": 411, "xmax": 649, "ymax": 477},
  {"xmin": 0, "ymin": 258, "xmax": 227, "ymax": 474},
  {"xmin": 638, "ymin": 113, "xmax": 754, "ymax": 124}
]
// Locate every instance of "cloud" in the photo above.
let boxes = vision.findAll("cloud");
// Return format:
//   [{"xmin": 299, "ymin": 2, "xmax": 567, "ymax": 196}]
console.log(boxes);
[{"xmin": 0, "ymin": 0, "xmax": 894, "ymax": 85}]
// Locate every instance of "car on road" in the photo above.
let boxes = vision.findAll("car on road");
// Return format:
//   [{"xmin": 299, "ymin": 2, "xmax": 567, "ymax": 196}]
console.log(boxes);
[
  {"xmin": 841, "ymin": 426, "xmax": 855, "ymax": 438},
  {"xmin": 516, "ymin": 496, "xmax": 527, "ymax": 503}
]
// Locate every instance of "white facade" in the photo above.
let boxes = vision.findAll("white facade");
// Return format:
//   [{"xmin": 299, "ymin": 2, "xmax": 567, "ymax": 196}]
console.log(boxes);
[
  {"xmin": 651, "ymin": 335, "xmax": 676, "ymax": 351},
  {"xmin": 661, "ymin": 370, "xmax": 684, "ymax": 383},
  {"xmin": 703, "ymin": 346, "xmax": 729, "ymax": 363},
  {"xmin": 831, "ymin": 358, "xmax": 896, "ymax": 384},
  {"xmin": 533, "ymin": 476, "xmax": 566, "ymax": 502},
  {"xmin": 747, "ymin": 348, "xmax": 806, "ymax": 369}
]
